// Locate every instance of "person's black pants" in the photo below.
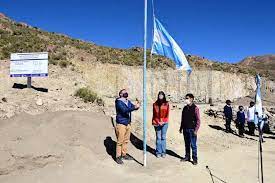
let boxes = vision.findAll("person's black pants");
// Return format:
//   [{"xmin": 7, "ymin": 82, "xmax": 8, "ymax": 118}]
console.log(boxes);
[
  {"xmin": 225, "ymin": 118, "xmax": 232, "ymax": 131},
  {"xmin": 248, "ymin": 122, "xmax": 255, "ymax": 135},
  {"xmin": 238, "ymin": 123, "xmax": 245, "ymax": 136}
]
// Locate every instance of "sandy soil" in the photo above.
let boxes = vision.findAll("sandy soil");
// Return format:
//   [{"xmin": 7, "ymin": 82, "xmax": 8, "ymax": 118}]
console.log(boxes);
[
  {"xmin": 0, "ymin": 110, "xmax": 274, "ymax": 183},
  {"xmin": 0, "ymin": 60, "xmax": 102, "ymax": 119},
  {"xmin": 1, "ymin": 58, "xmax": 275, "ymax": 183}
]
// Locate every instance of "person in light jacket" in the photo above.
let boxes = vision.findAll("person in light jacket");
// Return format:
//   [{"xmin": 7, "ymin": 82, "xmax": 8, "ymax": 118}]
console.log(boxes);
[{"xmin": 247, "ymin": 101, "xmax": 256, "ymax": 136}]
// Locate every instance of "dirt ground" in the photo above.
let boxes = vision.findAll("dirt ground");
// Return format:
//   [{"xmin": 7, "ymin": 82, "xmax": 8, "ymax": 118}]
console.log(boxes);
[{"xmin": 0, "ymin": 110, "xmax": 274, "ymax": 183}]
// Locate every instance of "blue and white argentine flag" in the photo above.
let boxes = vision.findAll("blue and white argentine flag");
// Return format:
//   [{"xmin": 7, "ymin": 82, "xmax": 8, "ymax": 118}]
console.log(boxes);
[
  {"xmin": 255, "ymin": 74, "xmax": 263, "ymax": 128},
  {"xmin": 151, "ymin": 17, "xmax": 192, "ymax": 74}
]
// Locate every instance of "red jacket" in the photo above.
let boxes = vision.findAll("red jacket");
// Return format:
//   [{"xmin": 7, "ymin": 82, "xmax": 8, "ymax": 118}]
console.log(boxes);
[{"xmin": 152, "ymin": 102, "xmax": 169, "ymax": 126}]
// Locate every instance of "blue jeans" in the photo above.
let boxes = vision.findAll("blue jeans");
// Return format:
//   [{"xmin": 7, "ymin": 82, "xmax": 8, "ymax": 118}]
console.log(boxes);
[
  {"xmin": 183, "ymin": 129, "xmax": 197, "ymax": 161},
  {"xmin": 154, "ymin": 123, "xmax": 168, "ymax": 156}
]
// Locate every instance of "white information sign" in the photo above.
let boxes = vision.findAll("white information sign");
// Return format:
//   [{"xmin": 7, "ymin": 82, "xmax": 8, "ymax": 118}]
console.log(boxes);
[{"xmin": 10, "ymin": 52, "xmax": 48, "ymax": 77}]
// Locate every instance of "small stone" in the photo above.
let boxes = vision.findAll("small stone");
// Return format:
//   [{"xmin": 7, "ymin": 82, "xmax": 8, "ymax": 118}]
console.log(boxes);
[
  {"xmin": 36, "ymin": 99, "xmax": 43, "ymax": 106},
  {"xmin": 2, "ymin": 97, "xmax": 7, "ymax": 102}
]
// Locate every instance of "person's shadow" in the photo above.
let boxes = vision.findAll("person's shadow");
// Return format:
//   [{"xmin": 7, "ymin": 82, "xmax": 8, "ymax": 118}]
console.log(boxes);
[
  {"xmin": 12, "ymin": 83, "xmax": 48, "ymax": 92},
  {"xmin": 208, "ymin": 125, "xmax": 257, "ymax": 141},
  {"xmin": 103, "ymin": 136, "xmax": 116, "ymax": 161},
  {"xmin": 104, "ymin": 117, "xmax": 182, "ymax": 165},
  {"xmin": 103, "ymin": 136, "xmax": 143, "ymax": 166},
  {"xmin": 130, "ymin": 133, "xmax": 182, "ymax": 159}
]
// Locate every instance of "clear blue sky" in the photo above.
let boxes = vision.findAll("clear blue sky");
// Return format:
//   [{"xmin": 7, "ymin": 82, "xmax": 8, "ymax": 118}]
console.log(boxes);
[{"xmin": 1, "ymin": 0, "xmax": 275, "ymax": 63}]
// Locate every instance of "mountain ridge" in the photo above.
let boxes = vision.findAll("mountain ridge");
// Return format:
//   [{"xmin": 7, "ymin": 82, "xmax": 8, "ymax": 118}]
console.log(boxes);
[{"xmin": 0, "ymin": 13, "xmax": 274, "ymax": 80}]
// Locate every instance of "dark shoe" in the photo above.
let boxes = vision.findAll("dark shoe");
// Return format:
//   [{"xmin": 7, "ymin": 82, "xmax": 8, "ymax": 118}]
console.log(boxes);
[
  {"xmin": 192, "ymin": 160, "xmax": 198, "ymax": 165},
  {"xmin": 116, "ymin": 157, "xmax": 124, "ymax": 164},
  {"xmin": 180, "ymin": 157, "xmax": 190, "ymax": 162},
  {"xmin": 122, "ymin": 154, "xmax": 134, "ymax": 160}
]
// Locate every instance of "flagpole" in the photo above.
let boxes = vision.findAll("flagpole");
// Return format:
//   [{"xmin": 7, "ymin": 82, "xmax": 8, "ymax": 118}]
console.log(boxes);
[
  {"xmin": 259, "ymin": 127, "xmax": 264, "ymax": 183},
  {"xmin": 143, "ymin": 0, "xmax": 148, "ymax": 167},
  {"xmin": 255, "ymin": 74, "xmax": 264, "ymax": 183}
]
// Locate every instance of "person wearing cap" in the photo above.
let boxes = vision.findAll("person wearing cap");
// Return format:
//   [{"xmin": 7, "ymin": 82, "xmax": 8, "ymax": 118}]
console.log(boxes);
[
  {"xmin": 115, "ymin": 89, "xmax": 140, "ymax": 165},
  {"xmin": 224, "ymin": 100, "xmax": 233, "ymax": 132}
]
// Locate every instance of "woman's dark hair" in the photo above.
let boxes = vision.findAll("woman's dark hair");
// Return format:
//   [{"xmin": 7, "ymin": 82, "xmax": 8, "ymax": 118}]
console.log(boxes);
[{"xmin": 156, "ymin": 91, "xmax": 167, "ymax": 106}]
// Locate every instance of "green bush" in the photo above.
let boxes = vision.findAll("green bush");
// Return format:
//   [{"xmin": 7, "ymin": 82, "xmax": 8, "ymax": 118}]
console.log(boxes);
[
  {"xmin": 212, "ymin": 62, "xmax": 223, "ymax": 71},
  {"xmin": 49, "ymin": 59, "xmax": 58, "ymax": 65},
  {"xmin": 75, "ymin": 87, "xmax": 104, "ymax": 105},
  {"xmin": 59, "ymin": 60, "xmax": 68, "ymax": 68}
]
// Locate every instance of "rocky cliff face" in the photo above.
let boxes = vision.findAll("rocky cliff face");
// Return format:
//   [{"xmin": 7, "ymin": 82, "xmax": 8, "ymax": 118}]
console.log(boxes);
[{"xmin": 75, "ymin": 62, "xmax": 275, "ymax": 104}]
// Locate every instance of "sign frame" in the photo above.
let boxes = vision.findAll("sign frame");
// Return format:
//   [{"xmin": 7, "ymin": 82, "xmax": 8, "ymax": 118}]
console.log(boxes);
[{"xmin": 10, "ymin": 52, "xmax": 48, "ymax": 78}]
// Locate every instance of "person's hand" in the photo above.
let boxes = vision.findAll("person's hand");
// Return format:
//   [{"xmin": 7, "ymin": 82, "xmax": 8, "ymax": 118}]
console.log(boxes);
[
  {"xmin": 135, "ymin": 99, "xmax": 140, "ymax": 109},
  {"xmin": 135, "ymin": 103, "xmax": 140, "ymax": 109},
  {"xmin": 158, "ymin": 121, "xmax": 164, "ymax": 126},
  {"xmin": 193, "ymin": 131, "xmax": 197, "ymax": 136}
]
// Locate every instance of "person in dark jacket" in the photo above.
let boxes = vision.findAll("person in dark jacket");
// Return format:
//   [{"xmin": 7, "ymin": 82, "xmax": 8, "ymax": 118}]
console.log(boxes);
[
  {"xmin": 179, "ymin": 93, "xmax": 201, "ymax": 165},
  {"xmin": 152, "ymin": 91, "xmax": 170, "ymax": 158},
  {"xmin": 115, "ymin": 89, "xmax": 140, "ymax": 164},
  {"xmin": 236, "ymin": 106, "xmax": 246, "ymax": 137},
  {"xmin": 224, "ymin": 100, "xmax": 233, "ymax": 132}
]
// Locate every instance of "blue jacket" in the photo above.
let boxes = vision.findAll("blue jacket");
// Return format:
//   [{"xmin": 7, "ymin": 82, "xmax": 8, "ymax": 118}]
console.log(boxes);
[
  {"xmin": 115, "ymin": 98, "xmax": 136, "ymax": 126},
  {"xmin": 237, "ymin": 111, "xmax": 246, "ymax": 124},
  {"xmin": 224, "ymin": 105, "xmax": 233, "ymax": 119}
]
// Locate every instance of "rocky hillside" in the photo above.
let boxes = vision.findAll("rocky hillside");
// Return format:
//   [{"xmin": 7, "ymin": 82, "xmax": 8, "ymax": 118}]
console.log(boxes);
[
  {"xmin": 0, "ymin": 12, "xmax": 269, "ymax": 77},
  {"xmin": 1, "ymin": 12, "xmax": 275, "ymax": 109},
  {"xmin": 240, "ymin": 55, "xmax": 275, "ymax": 80}
]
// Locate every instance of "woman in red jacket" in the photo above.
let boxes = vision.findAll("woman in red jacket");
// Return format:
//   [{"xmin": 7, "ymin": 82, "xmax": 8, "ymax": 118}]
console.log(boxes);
[{"xmin": 152, "ymin": 91, "xmax": 170, "ymax": 158}]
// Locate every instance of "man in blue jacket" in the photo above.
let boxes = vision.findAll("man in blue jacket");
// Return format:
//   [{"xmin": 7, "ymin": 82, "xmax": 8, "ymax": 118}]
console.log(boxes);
[{"xmin": 115, "ymin": 89, "xmax": 140, "ymax": 164}]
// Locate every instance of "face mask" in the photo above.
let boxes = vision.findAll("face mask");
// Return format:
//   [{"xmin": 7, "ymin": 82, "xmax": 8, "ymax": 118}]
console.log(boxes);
[
  {"xmin": 158, "ymin": 95, "xmax": 164, "ymax": 100},
  {"xmin": 185, "ymin": 99, "xmax": 191, "ymax": 105},
  {"xmin": 122, "ymin": 93, "xmax": 128, "ymax": 98}
]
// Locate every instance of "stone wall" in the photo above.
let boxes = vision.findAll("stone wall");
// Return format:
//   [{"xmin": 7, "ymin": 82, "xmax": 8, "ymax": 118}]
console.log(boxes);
[{"xmin": 76, "ymin": 63, "xmax": 275, "ymax": 103}]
